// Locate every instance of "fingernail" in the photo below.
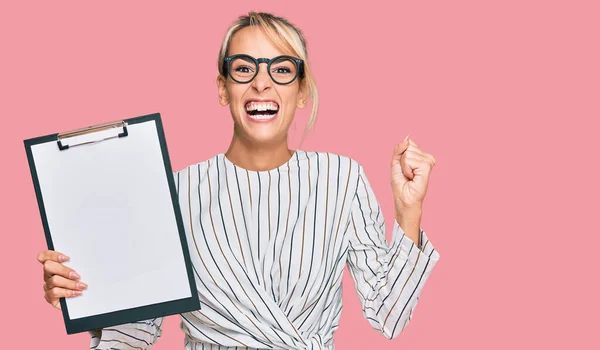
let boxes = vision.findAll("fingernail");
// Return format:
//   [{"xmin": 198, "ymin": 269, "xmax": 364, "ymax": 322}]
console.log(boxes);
[
  {"xmin": 59, "ymin": 255, "xmax": 70, "ymax": 262},
  {"xmin": 73, "ymin": 290, "xmax": 82, "ymax": 296},
  {"xmin": 404, "ymin": 135, "xmax": 409, "ymax": 141},
  {"xmin": 77, "ymin": 282, "xmax": 88, "ymax": 289},
  {"xmin": 70, "ymin": 271, "xmax": 81, "ymax": 279}
]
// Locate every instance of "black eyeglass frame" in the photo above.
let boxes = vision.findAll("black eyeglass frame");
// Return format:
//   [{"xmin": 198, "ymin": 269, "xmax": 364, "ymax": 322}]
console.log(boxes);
[{"xmin": 222, "ymin": 54, "xmax": 305, "ymax": 85}]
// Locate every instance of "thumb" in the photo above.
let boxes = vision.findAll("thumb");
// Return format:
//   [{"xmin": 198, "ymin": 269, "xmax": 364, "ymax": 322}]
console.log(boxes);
[
  {"xmin": 391, "ymin": 135, "xmax": 410, "ymax": 162},
  {"xmin": 391, "ymin": 135, "xmax": 413, "ymax": 180}
]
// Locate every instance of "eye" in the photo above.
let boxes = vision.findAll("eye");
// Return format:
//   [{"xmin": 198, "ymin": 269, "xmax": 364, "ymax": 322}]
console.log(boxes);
[
  {"xmin": 270, "ymin": 57, "xmax": 297, "ymax": 77},
  {"xmin": 273, "ymin": 67, "xmax": 292, "ymax": 74},
  {"xmin": 234, "ymin": 65, "xmax": 254, "ymax": 73}
]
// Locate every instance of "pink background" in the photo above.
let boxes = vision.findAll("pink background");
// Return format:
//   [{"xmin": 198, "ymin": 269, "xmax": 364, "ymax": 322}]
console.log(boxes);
[{"xmin": 2, "ymin": 0, "xmax": 598, "ymax": 348}]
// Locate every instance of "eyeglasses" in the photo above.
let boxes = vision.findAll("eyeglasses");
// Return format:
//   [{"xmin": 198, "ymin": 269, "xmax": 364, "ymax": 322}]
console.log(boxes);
[{"xmin": 223, "ymin": 54, "xmax": 305, "ymax": 85}]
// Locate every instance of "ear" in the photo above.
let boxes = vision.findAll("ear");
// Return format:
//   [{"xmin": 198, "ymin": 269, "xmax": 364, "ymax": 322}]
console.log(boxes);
[
  {"xmin": 296, "ymin": 79, "xmax": 308, "ymax": 109},
  {"xmin": 216, "ymin": 75, "xmax": 229, "ymax": 106}
]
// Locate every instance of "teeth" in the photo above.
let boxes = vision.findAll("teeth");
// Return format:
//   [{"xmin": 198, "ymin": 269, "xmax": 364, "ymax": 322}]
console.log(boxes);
[
  {"xmin": 248, "ymin": 113, "xmax": 276, "ymax": 120},
  {"xmin": 245, "ymin": 101, "xmax": 279, "ymax": 112}
]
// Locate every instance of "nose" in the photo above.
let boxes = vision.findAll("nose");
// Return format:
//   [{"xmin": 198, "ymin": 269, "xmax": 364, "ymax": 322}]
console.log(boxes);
[{"xmin": 251, "ymin": 62, "xmax": 272, "ymax": 92}]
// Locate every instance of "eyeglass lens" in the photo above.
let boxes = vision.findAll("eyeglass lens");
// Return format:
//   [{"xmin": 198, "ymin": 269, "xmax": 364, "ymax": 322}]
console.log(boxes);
[{"xmin": 230, "ymin": 56, "xmax": 298, "ymax": 84}]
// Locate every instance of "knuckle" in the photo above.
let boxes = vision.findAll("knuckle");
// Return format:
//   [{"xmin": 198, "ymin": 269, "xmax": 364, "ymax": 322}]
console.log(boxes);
[
  {"xmin": 43, "ymin": 272, "xmax": 51, "ymax": 283},
  {"xmin": 44, "ymin": 260, "xmax": 52, "ymax": 273},
  {"xmin": 43, "ymin": 260, "xmax": 53, "ymax": 270},
  {"xmin": 52, "ymin": 288, "xmax": 65, "ymax": 298},
  {"xmin": 48, "ymin": 275, "xmax": 59, "ymax": 287}
]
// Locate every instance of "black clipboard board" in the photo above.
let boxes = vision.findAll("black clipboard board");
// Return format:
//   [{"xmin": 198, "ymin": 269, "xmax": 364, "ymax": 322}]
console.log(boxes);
[{"xmin": 24, "ymin": 113, "xmax": 200, "ymax": 334}]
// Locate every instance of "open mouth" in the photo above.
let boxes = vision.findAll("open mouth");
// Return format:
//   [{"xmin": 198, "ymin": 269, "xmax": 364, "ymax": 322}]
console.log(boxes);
[{"xmin": 245, "ymin": 100, "xmax": 279, "ymax": 121}]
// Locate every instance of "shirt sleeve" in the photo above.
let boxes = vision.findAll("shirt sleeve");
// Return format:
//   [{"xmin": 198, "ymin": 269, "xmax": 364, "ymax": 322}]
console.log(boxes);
[
  {"xmin": 345, "ymin": 164, "xmax": 441, "ymax": 339},
  {"xmin": 86, "ymin": 170, "xmax": 181, "ymax": 348},
  {"xmin": 88, "ymin": 318, "xmax": 164, "ymax": 349}
]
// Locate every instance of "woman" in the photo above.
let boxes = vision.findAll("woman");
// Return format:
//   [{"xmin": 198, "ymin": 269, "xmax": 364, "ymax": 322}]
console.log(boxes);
[{"xmin": 37, "ymin": 11, "xmax": 440, "ymax": 349}]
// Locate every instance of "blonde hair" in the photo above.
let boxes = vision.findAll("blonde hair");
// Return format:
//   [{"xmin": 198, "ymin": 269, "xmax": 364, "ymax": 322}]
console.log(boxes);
[{"xmin": 217, "ymin": 11, "xmax": 319, "ymax": 148}]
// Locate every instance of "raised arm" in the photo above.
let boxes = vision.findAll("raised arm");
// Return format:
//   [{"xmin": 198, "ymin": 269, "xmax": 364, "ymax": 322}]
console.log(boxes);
[{"xmin": 346, "ymin": 165, "xmax": 440, "ymax": 339}]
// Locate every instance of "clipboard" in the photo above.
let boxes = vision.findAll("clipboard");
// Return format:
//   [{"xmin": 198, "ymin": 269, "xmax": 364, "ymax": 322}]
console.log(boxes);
[{"xmin": 24, "ymin": 112, "xmax": 200, "ymax": 334}]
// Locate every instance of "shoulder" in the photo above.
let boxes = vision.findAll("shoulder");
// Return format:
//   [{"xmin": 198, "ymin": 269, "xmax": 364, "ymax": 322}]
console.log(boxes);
[
  {"xmin": 172, "ymin": 153, "xmax": 220, "ymax": 175},
  {"xmin": 303, "ymin": 150, "xmax": 363, "ymax": 172}
]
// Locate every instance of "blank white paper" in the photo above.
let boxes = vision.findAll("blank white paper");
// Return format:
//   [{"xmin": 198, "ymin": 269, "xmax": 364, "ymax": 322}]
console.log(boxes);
[{"xmin": 31, "ymin": 120, "xmax": 191, "ymax": 320}]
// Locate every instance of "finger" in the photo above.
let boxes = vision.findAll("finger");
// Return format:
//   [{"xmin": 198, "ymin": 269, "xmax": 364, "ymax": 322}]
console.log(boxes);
[
  {"xmin": 428, "ymin": 153, "xmax": 436, "ymax": 167},
  {"xmin": 402, "ymin": 151, "xmax": 434, "ymax": 167},
  {"xmin": 406, "ymin": 149, "xmax": 435, "ymax": 168},
  {"xmin": 400, "ymin": 155, "xmax": 416, "ymax": 180},
  {"xmin": 48, "ymin": 286, "xmax": 83, "ymax": 300},
  {"xmin": 403, "ymin": 147, "xmax": 427, "ymax": 160},
  {"xmin": 391, "ymin": 142, "xmax": 409, "ymax": 167},
  {"xmin": 43, "ymin": 290, "xmax": 63, "ymax": 310},
  {"xmin": 402, "ymin": 157, "xmax": 432, "ymax": 181},
  {"xmin": 51, "ymin": 298, "xmax": 62, "ymax": 310},
  {"xmin": 393, "ymin": 135, "xmax": 415, "ymax": 158},
  {"xmin": 407, "ymin": 137, "xmax": 419, "ymax": 148},
  {"xmin": 43, "ymin": 260, "xmax": 80, "ymax": 283},
  {"xmin": 46, "ymin": 274, "xmax": 88, "ymax": 291},
  {"xmin": 405, "ymin": 140, "xmax": 435, "ymax": 167},
  {"xmin": 37, "ymin": 250, "xmax": 70, "ymax": 264},
  {"xmin": 405, "ymin": 137, "xmax": 427, "ymax": 156},
  {"xmin": 44, "ymin": 291, "xmax": 57, "ymax": 307},
  {"xmin": 45, "ymin": 289, "xmax": 76, "ymax": 310}
]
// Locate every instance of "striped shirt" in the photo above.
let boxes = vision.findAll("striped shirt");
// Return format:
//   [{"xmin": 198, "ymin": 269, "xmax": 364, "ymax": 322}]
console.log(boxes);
[{"xmin": 89, "ymin": 150, "xmax": 440, "ymax": 349}]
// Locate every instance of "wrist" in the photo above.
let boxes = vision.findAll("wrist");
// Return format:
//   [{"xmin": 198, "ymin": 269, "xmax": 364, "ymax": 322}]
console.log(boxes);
[
  {"xmin": 396, "ymin": 206, "xmax": 422, "ymax": 223},
  {"xmin": 395, "ymin": 212, "xmax": 422, "ymax": 248}
]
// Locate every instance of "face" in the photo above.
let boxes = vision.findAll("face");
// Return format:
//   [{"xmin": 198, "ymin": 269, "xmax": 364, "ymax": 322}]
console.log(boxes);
[{"xmin": 217, "ymin": 26, "xmax": 307, "ymax": 146}]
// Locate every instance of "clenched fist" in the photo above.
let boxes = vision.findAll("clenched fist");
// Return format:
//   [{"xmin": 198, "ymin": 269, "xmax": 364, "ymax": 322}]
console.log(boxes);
[{"xmin": 391, "ymin": 136, "xmax": 436, "ymax": 214}]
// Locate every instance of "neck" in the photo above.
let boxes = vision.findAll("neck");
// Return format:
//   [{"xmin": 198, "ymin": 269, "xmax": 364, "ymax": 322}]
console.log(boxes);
[{"xmin": 225, "ymin": 138, "xmax": 295, "ymax": 171}]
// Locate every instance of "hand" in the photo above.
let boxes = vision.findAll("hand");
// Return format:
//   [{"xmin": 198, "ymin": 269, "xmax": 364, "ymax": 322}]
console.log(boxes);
[
  {"xmin": 37, "ymin": 250, "xmax": 87, "ymax": 310},
  {"xmin": 391, "ymin": 136, "xmax": 436, "ymax": 215}
]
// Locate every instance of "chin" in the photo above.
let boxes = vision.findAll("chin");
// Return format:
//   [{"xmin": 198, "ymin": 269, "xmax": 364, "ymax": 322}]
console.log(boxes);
[{"xmin": 246, "ymin": 130, "xmax": 284, "ymax": 143}]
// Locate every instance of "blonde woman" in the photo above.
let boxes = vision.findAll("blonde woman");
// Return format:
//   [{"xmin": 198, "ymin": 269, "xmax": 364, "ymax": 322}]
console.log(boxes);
[{"xmin": 37, "ymin": 11, "xmax": 441, "ymax": 349}]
